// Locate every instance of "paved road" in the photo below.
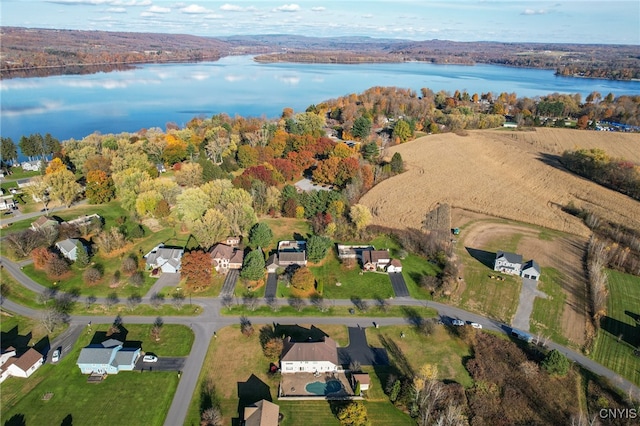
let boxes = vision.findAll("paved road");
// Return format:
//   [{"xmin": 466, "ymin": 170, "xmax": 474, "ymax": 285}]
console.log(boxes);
[
  {"xmin": 389, "ymin": 272, "xmax": 410, "ymax": 297},
  {"xmin": 1, "ymin": 255, "xmax": 639, "ymax": 426},
  {"xmin": 0, "ymin": 200, "xmax": 88, "ymax": 227},
  {"xmin": 220, "ymin": 269, "xmax": 239, "ymax": 297},
  {"xmin": 264, "ymin": 273, "xmax": 278, "ymax": 299},
  {"xmin": 46, "ymin": 324, "xmax": 85, "ymax": 364}
]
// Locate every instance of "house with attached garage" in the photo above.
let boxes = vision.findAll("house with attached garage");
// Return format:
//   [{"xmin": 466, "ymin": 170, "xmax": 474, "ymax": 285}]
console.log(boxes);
[
  {"xmin": 144, "ymin": 244, "xmax": 184, "ymax": 274},
  {"xmin": 362, "ymin": 249, "xmax": 391, "ymax": 272},
  {"xmin": 276, "ymin": 240, "xmax": 307, "ymax": 268},
  {"xmin": 280, "ymin": 336, "xmax": 340, "ymax": 374},
  {"xmin": 243, "ymin": 399, "xmax": 280, "ymax": 426},
  {"xmin": 494, "ymin": 250, "xmax": 541, "ymax": 280},
  {"xmin": 209, "ymin": 243, "xmax": 244, "ymax": 273},
  {"xmin": 76, "ymin": 339, "xmax": 140, "ymax": 375}
]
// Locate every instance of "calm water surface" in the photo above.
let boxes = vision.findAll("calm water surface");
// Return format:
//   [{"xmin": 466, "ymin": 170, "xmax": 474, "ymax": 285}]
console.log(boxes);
[{"xmin": 2, "ymin": 55, "xmax": 640, "ymax": 142}]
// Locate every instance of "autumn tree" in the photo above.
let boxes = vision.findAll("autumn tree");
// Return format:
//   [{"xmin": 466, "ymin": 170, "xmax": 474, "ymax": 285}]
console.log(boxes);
[
  {"xmin": 86, "ymin": 170, "xmax": 115, "ymax": 204},
  {"xmin": 23, "ymin": 176, "xmax": 51, "ymax": 212},
  {"xmin": 175, "ymin": 162, "xmax": 203, "ymax": 187},
  {"xmin": 350, "ymin": 204, "xmax": 372, "ymax": 232},
  {"xmin": 162, "ymin": 133, "xmax": 188, "ymax": 165},
  {"xmin": 181, "ymin": 250, "xmax": 212, "ymax": 292},
  {"xmin": 175, "ymin": 187, "xmax": 208, "ymax": 222},
  {"xmin": 112, "ymin": 169, "xmax": 150, "ymax": 212},
  {"xmin": 291, "ymin": 267, "xmax": 315, "ymax": 295},
  {"xmin": 240, "ymin": 249, "xmax": 265, "ymax": 281},
  {"xmin": 392, "ymin": 119, "xmax": 412, "ymax": 143},
  {"xmin": 191, "ymin": 209, "xmax": 229, "ymax": 250},
  {"xmin": 44, "ymin": 168, "xmax": 82, "ymax": 207},
  {"xmin": 237, "ymin": 145, "xmax": 258, "ymax": 168},
  {"xmin": 248, "ymin": 222, "xmax": 273, "ymax": 249},
  {"xmin": 262, "ymin": 337, "xmax": 284, "ymax": 360},
  {"xmin": 336, "ymin": 401, "xmax": 370, "ymax": 426}
]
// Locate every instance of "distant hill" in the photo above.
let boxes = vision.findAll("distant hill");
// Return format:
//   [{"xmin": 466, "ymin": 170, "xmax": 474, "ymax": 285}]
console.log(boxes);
[{"xmin": 1, "ymin": 27, "xmax": 639, "ymax": 80}]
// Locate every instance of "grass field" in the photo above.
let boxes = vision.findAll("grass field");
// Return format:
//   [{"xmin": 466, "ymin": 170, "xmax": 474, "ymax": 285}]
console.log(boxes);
[
  {"xmin": 530, "ymin": 267, "xmax": 569, "ymax": 346},
  {"xmin": 591, "ymin": 270, "xmax": 640, "ymax": 386},
  {"xmin": 0, "ymin": 323, "xmax": 192, "ymax": 425},
  {"xmin": 221, "ymin": 304, "xmax": 437, "ymax": 319}
]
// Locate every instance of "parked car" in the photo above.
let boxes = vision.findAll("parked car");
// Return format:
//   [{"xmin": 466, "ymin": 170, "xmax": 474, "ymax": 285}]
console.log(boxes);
[
  {"xmin": 452, "ymin": 319, "xmax": 464, "ymax": 326},
  {"xmin": 52, "ymin": 349, "xmax": 60, "ymax": 363},
  {"xmin": 143, "ymin": 354, "xmax": 158, "ymax": 363},
  {"xmin": 470, "ymin": 322, "xmax": 483, "ymax": 329}
]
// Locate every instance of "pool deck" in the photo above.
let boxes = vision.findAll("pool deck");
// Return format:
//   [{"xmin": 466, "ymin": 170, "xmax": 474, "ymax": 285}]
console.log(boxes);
[{"xmin": 279, "ymin": 371, "xmax": 354, "ymax": 398}]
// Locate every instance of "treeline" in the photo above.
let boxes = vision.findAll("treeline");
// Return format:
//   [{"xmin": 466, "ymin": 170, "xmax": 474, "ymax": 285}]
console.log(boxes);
[{"xmin": 561, "ymin": 148, "xmax": 640, "ymax": 201}]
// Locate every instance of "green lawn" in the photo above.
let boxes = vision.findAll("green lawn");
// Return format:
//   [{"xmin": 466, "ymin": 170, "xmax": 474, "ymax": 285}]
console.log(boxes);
[
  {"xmin": 456, "ymin": 225, "xmax": 523, "ymax": 323},
  {"xmin": 221, "ymin": 304, "xmax": 437, "ymax": 319},
  {"xmin": 262, "ymin": 216, "xmax": 310, "ymax": 253},
  {"xmin": 530, "ymin": 267, "xmax": 569, "ymax": 346},
  {"xmin": 1, "ymin": 323, "xmax": 192, "ymax": 425},
  {"xmin": 591, "ymin": 270, "xmax": 640, "ymax": 386}
]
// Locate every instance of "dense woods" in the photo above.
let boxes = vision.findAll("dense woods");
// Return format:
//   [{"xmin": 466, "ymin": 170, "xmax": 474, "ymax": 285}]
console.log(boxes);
[{"xmin": 2, "ymin": 27, "xmax": 639, "ymax": 81}]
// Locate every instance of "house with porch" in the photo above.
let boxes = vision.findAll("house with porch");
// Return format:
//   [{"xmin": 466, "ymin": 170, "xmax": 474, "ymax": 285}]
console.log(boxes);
[
  {"xmin": 493, "ymin": 251, "xmax": 523, "ymax": 275},
  {"xmin": 209, "ymin": 243, "xmax": 244, "ymax": 273},
  {"xmin": 76, "ymin": 339, "xmax": 140, "ymax": 375}
]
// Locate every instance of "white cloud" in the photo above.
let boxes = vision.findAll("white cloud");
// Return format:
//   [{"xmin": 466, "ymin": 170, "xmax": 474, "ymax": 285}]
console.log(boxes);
[
  {"xmin": 106, "ymin": 7, "xmax": 126, "ymax": 12},
  {"xmin": 205, "ymin": 14, "xmax": 223, "ymax": 19},
  {"xmin": 181, "ymin": 4, "xmax": 209, "ymax": 14},
  {"xmin": 149, "ymin": 5, "xmax": 170, "ymax": 13},
  {"xmin": 46, "ymin": 0, "xmax": 150, "ymax": 5},
  {"xmin": 522, "ymin": 9, "xmax": 547, "ymax": 15},
  {"xmin": 274, "ymin": 4, "xmax": 300, "ymax": 12},
  {"xmin": 311, "ymin": 6, "xmax": 325, "ymax": 12},
  {"xmin": 220, "ymin": 3, "xmax": 244, "ymax": 12},
  {"xmin": 362, "ymin": 14, "xmax": 373, "ymax": 19}
]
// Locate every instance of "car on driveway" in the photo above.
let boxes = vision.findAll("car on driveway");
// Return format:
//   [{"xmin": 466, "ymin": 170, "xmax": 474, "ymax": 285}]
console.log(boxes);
[
  {"xmin": 470, "ymin": 322, "xmax": 483, "ymax": 329},
  {"xmin": 452, "ymin": 319, "xmax": 464, "ymax": 326},
  {"xmin": 143, "ymin": 354, "xmax": 158, "ymax": 363},
  {"xmin": 52, "ymin": 349, "xmax": 60, "ymax": 363}
]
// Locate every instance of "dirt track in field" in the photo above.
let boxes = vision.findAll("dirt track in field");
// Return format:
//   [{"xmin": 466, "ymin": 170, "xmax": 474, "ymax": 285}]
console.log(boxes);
[
  {"xmin": 361, "ymin": 128, "xmax": 640, "ymax": 236},
  {"xmin": 460, "ymin": 220, "xmax": 588, "ymax": 345}
]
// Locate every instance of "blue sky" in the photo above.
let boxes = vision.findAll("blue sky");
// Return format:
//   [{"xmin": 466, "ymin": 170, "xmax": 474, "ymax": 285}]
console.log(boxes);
[{"xmin": 1, "ymin": 1, "xmax": 639, "ymax": 44}]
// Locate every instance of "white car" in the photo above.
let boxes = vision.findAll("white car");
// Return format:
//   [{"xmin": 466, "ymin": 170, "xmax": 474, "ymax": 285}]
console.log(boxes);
[
  {"xmin": 470, "ymin": 322, "xmax": 483, "ymax": 329},
  {"xmin": 451, "ymin": 319, "xmax": 465, "ymax": 326},
  {"xmin": 143, "ymin": 355, "xmax": 158, "ymax": 363},
  {"xmin": 51, "ymin": 349, "xmax": 60, "ymax": 363}
]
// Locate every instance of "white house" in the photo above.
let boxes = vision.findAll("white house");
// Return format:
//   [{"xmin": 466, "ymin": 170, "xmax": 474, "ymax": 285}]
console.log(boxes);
[
  {"xmin": 493, "ymin": 251, "xmax": 523, "ymax": 275},
  {"xmin": 55, "ymin": 238, "xmax": 86, "ymax": 261},
  {"xmin": 21, "ymin": 160, "xmax": 42, "ymax": 172},
  {"xmin": 0, "ymin": 348, "xmax": 44, "ymax": 382},
  {"xmin": 386, "ymin": 259, "xmax": 403, "ymax": 273},
  {"xmin": 144, "ymin": 244, "xmax": 184, "ymax": 274},
  {"xmin": 0, "ymin": 197, "xmax": 16, "ymax": 211},
  {"xmin": 521, "ymin": 260, "xmax": 541, "ymax": 281},
  {"xmin": 76, "ymin": 339, "xmax": 140, "ymax": 375},
  {"xmin": 280, "ymin": 337, "xmax": 340, "ymax": 374}
]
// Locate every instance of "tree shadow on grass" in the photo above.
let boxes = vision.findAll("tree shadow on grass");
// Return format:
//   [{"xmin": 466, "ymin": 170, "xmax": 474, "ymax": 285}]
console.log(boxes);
[
  {"xmin": 4, "ymin": 414, "xmax": 26, "ymax": 426},
  {"xmin": 236, "ymin": 374, "xmax": 272, "ymax": 425},
  {"xmin": 465, "ymin": 247, "xmax": 496, "ymax": 269},
  {"xmin": 0, "ymin": 326, "xmax": 32, "ymax": 353},
  {"xmin": 600, "ymin": 313, "xmax": 640, "ymax": 348}
]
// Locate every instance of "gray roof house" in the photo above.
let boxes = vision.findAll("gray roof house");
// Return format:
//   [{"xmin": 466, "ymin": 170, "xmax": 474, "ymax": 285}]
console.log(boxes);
[
  {"xmin": 244, "ymin": 399, "xmax": 280, "ymax": 426},
  {"xmin": 493, "ymin": 251, "xmax": 523, "ymax": 275},
  {"xmin": 144, "ymin": 244, "xmax": 184, "ymax": 274},
  {"xmin": 277, "ymin": 240, "xmax": 307, "ymax": 267},
  {"xmin": 76, "ymin": 339, "xmax": 140, "ymax": 375},
  {"xmin": 55, "ymin": 238, "xmax": 86, "ymax": 261},
  {"xmin": 521, "ymin": 260, "xmax": 541, "ymax": 281},
  {"xmin": 209, "ymin": 243, "xmax": 244, "ymax": 273}
]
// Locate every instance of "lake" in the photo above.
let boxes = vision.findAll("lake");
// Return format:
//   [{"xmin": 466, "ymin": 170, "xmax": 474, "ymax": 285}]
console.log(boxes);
[{"xmin": 2, "ymin": 55, "xmax": 640, "ymax": 144}]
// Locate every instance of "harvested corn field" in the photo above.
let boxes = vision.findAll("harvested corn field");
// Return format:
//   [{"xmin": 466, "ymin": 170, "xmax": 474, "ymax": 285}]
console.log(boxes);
[{"xmin": 361, "ymin": 129, "xmax": 640, "ymax": 236}]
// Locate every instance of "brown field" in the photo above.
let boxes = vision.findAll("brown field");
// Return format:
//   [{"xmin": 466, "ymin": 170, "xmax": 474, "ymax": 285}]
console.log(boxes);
[{"xmin": 362, "ymin": 128, "xmax": 640, "ymax": 236}]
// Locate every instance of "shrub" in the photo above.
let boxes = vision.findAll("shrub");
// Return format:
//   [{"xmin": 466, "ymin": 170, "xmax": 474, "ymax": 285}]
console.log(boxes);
[
  {"xmin": 291, "ymin": 267, "xmax": 315, "ymax": 294},
  {"xmin": 83, "ymin": 267, "xmax": 102, "ymax": 285},
  {"xmin": 129, "ymin": 271, "xmax": 145, "ymax": 287},
  {"xmin": 121, "ymin": 256, "xmax": 138, "ymax": 275},
  {"xmin": 542, "ymin": 349, "xmax": 570, "ymax": 376},
  {"xmin": 128, "ymin": 224, "xmax": 145, "ymax": 239},
  {"xmin": 44, "ymin": 255, "xmax": 69, "ymax": 278}
]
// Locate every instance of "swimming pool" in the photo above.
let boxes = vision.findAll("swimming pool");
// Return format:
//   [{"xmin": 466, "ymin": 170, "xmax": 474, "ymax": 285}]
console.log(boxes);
[{"xmin": 305, "ymin": 380, "xmax": 343, "ymax": 395}]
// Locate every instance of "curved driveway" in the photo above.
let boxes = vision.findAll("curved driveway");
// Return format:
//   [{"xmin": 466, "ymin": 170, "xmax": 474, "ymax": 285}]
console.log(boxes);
[{"xmin": 1, "ymin": 255, "xmax": 638, "ymax": 426}]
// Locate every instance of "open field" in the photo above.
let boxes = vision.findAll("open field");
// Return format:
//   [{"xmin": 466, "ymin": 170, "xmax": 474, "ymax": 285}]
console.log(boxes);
[
  {"xmin": 0, "ymin": 323, "xmax": 190, "ymax": 425},
  {"xmin": 361, "ymin": 128, "xmax": 640, "ymax": 236},
  {"xmin": 591, "ymin": 270, "xmax": 640, "ymax": 386},
  {"xmin": 456, "ymin": 219, "xmax": 588, "ymax": 345}
]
